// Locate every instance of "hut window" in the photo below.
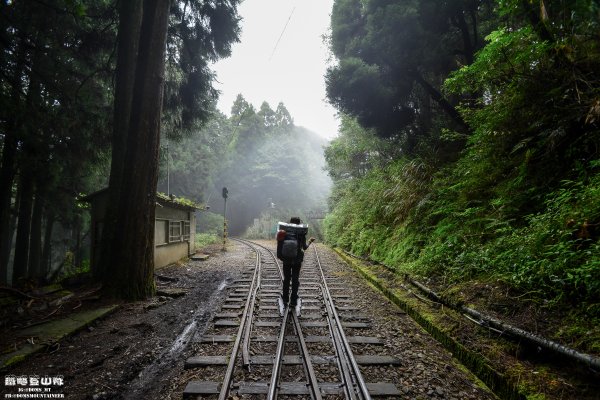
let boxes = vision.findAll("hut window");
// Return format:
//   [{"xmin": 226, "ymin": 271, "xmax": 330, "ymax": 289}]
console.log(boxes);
[
  {"xmin": 155, "ymin": 220, "xmax": 168, "ymax": 245},
  {"xmin": 169, "ymin": 220, "xmax": 182, "ymax": 242}
]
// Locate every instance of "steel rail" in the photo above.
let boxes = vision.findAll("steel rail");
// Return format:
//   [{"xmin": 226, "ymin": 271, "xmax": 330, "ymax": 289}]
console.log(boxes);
[
  {"xmin": 313, "ymin": 245, "xmax": 373, "ymax": 400},
  {"xmin": 280, "ymin": 246, "xmax": 322, "ymax": 400},
  {"xmin": 268, "ymin": 301, "xmax": 290, "ymax": 399},
  {"xmin": 275, "ymin": 241, "xmax": 322, "ymax": 400},
  {"xmin": 217, "ymin": 239, "xmax": 261, "ymax": 400},
  {"xmin": 321, "ymin": 283, "xmax": 358, "ymax": 400},
  {"xmin": 240, "ymin": 239, "xmax": 322, "ymax": 400},
  {"xmin": 241, "ymin": 254, "xmax": 261, "ymax": 369},
  {"xmin": 274, "ymin": 240, "xmax": 323, "ymax": 400},
  {"xmin": 230, "ymin": 238, "xmax": 263, "ymax": 368},
  {"xmin": 291, "ymin": 309, "xmax": 323, "ymax": 400}
]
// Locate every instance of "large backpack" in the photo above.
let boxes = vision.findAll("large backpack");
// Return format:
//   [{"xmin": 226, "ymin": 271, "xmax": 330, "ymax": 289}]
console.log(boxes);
[
  {"xmin": 276, "ymin": 221, "xmax": 308, "ymax": 261},
  {"xmin": 280, "ymin": 232, "xmax": 299, "ymax": 260}
]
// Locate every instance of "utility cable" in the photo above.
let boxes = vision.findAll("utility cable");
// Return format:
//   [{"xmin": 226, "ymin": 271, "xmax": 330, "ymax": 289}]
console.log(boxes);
[{"xmin": 269, "ymin": 6, "xmax": 295, "ymax": 61}]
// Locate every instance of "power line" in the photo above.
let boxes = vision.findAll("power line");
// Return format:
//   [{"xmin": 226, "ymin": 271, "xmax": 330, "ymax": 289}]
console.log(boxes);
[{"xmin": 269, "ymin": 6, "xmax": 295, "ymax": 61}]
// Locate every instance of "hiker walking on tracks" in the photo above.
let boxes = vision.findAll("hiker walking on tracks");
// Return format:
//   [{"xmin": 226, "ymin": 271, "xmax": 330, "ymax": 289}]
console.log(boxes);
[{"xmin": 276, "ymin": 217, "xmax": 315, "ymax": 314}]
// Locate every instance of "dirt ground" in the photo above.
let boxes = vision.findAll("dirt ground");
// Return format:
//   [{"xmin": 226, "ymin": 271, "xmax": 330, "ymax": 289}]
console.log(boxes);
[
  {"xmin": 1, "ymin": 242, "xmax": 252, "ymax": 399},
  {"xmin": 2, "ymin": 240, "xmax": 596, "ymax": 400}
]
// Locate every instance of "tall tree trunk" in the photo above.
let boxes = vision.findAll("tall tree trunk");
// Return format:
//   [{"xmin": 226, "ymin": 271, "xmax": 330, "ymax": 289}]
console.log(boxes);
[
  {"xmin": 103, "ymin": 0, "xmax": 171, "ymax": 299},
  {"xmin": 28, "ymin": 191, "xmax": 44, "ymax": 280},
  {"xmin": 0, "ymin": 28, "xmax": 28, "ymax": 284},
  {"xmin": 0, "ymin": 135, "xmax": 18, "ymax": 284},
  {"xmin": 73, "ymin": 215, "xmax": 82, "ymax": 269},
  {"xmin": 10, "ymin": 14, "xmax": 45, "ymax": 285},
  {"xmin": 41, "ymin": 209, "xmax": 55, "ymax": 281},
  {"xmin": 5, "ymin": 200, "xmax": 19, "ymax": 284},
  {"xmin": 521, "ymin": 0, "xmax": 553, "ymax": 42},
  {"xmin": 453, "ymin": 10, "xmax": 474, "ymax": 65},
  {"xmin": 96, "ymin": 0, "xmax": 143, "ymax": 282},
  {"xmin": 29, "ymin": 169, "xmax": 50, "ymax": 280},
  {"xmin": 12, "ymin": 168, "xmax": 35, "ymax": 282}
]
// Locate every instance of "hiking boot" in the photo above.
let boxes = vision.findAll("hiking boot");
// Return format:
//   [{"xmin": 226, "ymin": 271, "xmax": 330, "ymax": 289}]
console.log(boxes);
[
  {"xmin": 294, "ymin": 298, "xmax": 302, "ymax": 317},
  {"xmin": 277, "ymin": 296, "xmax": 286, "ymax": 317}
]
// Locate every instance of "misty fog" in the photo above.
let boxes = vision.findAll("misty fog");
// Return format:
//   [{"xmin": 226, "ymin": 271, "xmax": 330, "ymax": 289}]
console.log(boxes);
[{"xmin": 157, "ymin": 96, "xmax": 332, "ymax": 238}]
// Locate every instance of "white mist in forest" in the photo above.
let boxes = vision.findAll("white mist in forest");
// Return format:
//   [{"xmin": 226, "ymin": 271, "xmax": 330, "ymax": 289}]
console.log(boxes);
[
  {"xmin": 211, "ymin": 124, "xmax": 332, "ymax": 236},
  {"xmin": 157, "ymin": 101, "xmax": 332, "ymax": 237}
]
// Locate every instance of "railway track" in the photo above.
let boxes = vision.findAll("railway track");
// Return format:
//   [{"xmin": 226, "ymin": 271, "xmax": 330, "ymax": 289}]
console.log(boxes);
[{"xmin": 183, "ymin": 239, "xmax": 402, "ymax": 399}]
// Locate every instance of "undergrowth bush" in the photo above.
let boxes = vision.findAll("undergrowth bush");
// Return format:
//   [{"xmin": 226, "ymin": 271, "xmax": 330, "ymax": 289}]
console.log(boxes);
[
  {"xmin": 325, "ymin": 158, "xmax": 600, "ymax": 308},
  {"xmin": 195, "ymin": 233, "xmax": 220, "ymax": 249},
  {"xmin": 493, "ymin": 176, "xmax": 600, "ymax": 303}
]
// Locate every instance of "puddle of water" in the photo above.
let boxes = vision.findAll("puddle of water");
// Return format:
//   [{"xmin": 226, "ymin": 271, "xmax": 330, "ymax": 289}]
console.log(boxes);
[
  {"xmin": 169, "ymin": 320, "xmax": 197, "ymax": 353},
  {"xmin": 124, "ymin": 275, "xmax": 234, "ymax": 398},
  {"xmin": 169, "ymin": 276, "xmax": 229, "ymax": 354}
]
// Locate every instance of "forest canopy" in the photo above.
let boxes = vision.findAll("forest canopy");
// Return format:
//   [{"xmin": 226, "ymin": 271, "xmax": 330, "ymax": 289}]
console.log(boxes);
[
  {"xmin": 0, "ymin": 0, "xmax": 329, "ymax": 290},
  {"xmin": 0, "ymin": 0, "xmax": 242, "ymax": 292}
]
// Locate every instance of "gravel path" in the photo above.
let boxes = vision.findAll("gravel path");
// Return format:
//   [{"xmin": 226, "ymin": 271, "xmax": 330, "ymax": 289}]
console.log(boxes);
[{"xmin": 174, "ymin": 241, "xmax": 497, "ymax": 400}]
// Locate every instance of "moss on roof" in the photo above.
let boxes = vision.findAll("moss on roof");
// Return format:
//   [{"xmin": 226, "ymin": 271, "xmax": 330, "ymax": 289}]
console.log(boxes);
[{"xmin": 156, "ymin": 192, "xmax": 205, "ymax": 210}]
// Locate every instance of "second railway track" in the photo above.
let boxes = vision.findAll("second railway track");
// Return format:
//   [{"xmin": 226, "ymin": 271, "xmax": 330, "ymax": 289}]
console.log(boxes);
[{"xmin": 183, "ymin": 239, "xmax": 402, "ymax": 399}]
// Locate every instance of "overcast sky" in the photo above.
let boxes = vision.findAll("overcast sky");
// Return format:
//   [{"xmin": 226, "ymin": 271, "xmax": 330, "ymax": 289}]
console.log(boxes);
[{"xmin": 211, "ymin": 0, "xmax": 339, "ymax": 139}]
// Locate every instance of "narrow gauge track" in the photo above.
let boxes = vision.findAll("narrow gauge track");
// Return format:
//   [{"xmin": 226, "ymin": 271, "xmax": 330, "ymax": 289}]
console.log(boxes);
[{"xmin": 183, "ymin": 239, "xmax": 401, "ymax": 399}]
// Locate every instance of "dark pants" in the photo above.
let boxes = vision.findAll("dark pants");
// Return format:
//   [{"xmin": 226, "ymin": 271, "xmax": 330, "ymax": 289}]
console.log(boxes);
[{"xmin": 282, "ymin": 261, "xmax": 301, "ymax": 306}]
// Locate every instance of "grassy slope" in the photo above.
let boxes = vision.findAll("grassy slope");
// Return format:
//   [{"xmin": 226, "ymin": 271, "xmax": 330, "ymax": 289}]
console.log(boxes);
[{"xmin": 324, "ymin": 157, "xmax": 600, "ymax": 355}]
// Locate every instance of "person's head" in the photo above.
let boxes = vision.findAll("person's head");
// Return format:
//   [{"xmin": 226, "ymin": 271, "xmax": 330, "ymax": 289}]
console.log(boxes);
[{"xmin": 290, "ymin": 217, "xmax": 301, "ymax": 224}]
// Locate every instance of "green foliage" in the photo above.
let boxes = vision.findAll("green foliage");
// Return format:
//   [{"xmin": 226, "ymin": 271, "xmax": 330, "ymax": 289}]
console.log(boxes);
[
  {"xmin": 156, "ymin": 192, "xmax": 203, "ymax": 209},
  {"xmin": 491, "ymin": 176, "xmax": 600, "ymax": 302},
  {"xmin": 158, "ymin": 110, "xmax": 233, "ymax": 203},
  {"xmin": 444, "ymin": 1, "xmax": 600, "ymax": 192},
  {"xmin": 324, "ymin": 0, "xmax": 600, "ymax": 315},
  {"xmin": 163, "ymin": 0, "xmax": 241, "ymax": 136},
  {"xmin": 195, "ymin": 233, "xmax": 220, "ymax": 249},
  {"xmin": 56, "ymin": 257, "xmax": 91, "ymax": 283},
  {"xmin": 324, "ymin": 115, "xmax": 400, "ymax": 181},
  {"xmin": 326, "ymin": 57, "xmax": 414, "ymax": 136},
  {"xmin": 197, "ymin": 211, "xmax": 225, "ymax": 235},
  {"xmin": 325, "ymin": 155, "xmax": 600, "ymax": 306},
  {"xmin": 327, "ymin": 0, "xmax": 495, "ymax": 152},
  {"xmin": 325, "ymin": 158, "xmax": 425, "ymax": 258}
]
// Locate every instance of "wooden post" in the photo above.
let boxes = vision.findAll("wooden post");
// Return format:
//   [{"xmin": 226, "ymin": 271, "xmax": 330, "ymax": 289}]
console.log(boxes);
[{"xmin": 222, "ymin": 187, "xmax": 228, "ymax": 251}]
